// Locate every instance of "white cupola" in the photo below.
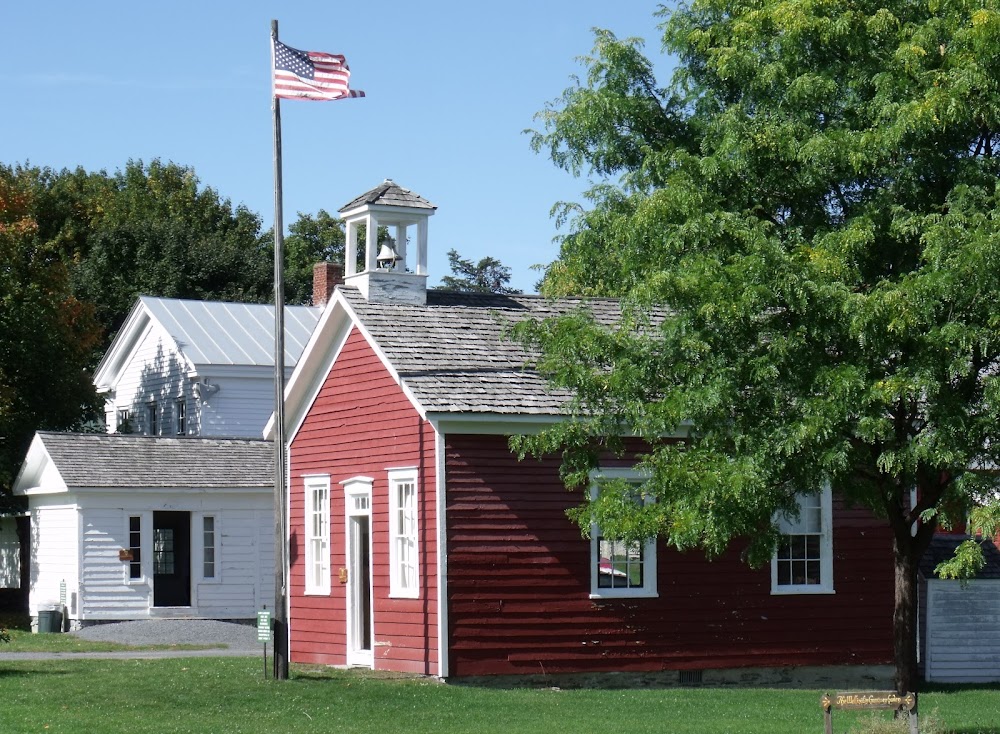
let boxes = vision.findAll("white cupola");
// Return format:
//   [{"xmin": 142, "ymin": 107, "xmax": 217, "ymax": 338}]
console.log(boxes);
[{"xmin": 338, "ymin": 179, "xmax": 437, "ymax": 305}]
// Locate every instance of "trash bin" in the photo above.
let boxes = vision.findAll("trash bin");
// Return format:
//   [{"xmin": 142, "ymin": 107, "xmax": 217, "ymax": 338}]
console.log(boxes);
[{"xmin": 37, "ymin": 604, "xmax": 63, "ymax": 633}]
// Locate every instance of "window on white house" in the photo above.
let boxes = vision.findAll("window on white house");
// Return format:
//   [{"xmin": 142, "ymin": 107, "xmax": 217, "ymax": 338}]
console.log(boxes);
[
  {"xmin": 202, "ymin": 515, "xmax": 216, "ymax": 579},
  {"xmin": 771, "ymin": 485, "xmax": 834, "ymax": 594},
  {"xmin": 388, "ymin": 468, "xmax": 418, "ymax": 598},
  {"xmin": 175, "ymin": 399, "xmax": 187, "ymax": 435},
  {"xmin": 117, "ymin": 409, "xmax": 132, "ymax": 434},
  {"xmin": 590, "ymin": 469, "xmax": 658, "ymax": 599},
  {"xmin": 147, "ymin": 403, "xmax": 158, "ymax": 435},
  {"xmin": 128, "ymin": 515, "xmax": 142, "ymax": 580},
  {"xmin": 305, "ymin": 475, "xmax": 331, "ymax": 595}
]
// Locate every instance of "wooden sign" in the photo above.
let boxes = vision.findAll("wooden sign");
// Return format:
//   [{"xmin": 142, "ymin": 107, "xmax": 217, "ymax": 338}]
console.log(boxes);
[
  {"xmin": 118, "ymin": 549, "xmax": 133, "ymax": 561},
  {"xmin": 822, "ymin": 691, "xmax": 917, "ymax": 734},
  {"xmin": 822, "ymin": 692, "xmax": 916, "ymax": 711}
]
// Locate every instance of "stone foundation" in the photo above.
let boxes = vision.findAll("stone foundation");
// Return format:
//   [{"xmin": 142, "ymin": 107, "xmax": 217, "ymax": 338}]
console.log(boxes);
[{"xmin": 448, "ymin": 664, "xmax": 895, "ymax": 690}]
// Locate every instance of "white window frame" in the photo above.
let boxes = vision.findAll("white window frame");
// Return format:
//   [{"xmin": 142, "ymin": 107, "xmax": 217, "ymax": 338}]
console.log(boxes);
[
  {"xmin": 124, "ymin": 512, "xmax": 148, "ymax": 585},
  {"xmin": 304, "ymin": 475, "xmax": 332, "ymax": 595},
  {"xmin": 589, "ymin": 468, "xmax": 658, "ymax": 600},
  {"xmin": 175, "ymin": 398, "xmax": 187, "ymax": 436},
  {"xmin": 147, "ymin": 402, "xmax": 159, "ymax": 436},
  {"xmin": 199, "ymin": 513, "xmax": 219, "ymax": 582},
  {"xmin": 771, "ymin": 484, "xmax": 835, "ymax": 595},
  {"xmin": 388, "ymin": 467, "xmax": 419, "ymax": 599}
]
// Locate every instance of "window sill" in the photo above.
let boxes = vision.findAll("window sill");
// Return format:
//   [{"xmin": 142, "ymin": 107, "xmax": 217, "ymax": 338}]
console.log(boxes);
[
  {"xmin": 388, "ymin": 591, "xmax": 420, "ymax": 600},
  {"xmin": 304, "ymin": 588, "xmax": 331, "ymax": 596},
  {"xmin": 770, "ymin": 586, "xmax": 836, "ymax": 596},
  {"xmin": 589, "ymin": 591, "xmax": 659, "ymax": 600}
]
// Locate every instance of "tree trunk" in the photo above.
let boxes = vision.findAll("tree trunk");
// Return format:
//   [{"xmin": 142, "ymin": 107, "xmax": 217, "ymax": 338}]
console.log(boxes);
[{"xmin": 892, "ymin": 536, "xmax": 919, "ymax": 694}]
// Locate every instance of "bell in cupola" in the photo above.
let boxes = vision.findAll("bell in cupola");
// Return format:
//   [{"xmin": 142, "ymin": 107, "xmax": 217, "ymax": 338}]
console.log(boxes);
[
  {"xmin": 376, "ymin": 237, "xmax": 403, "ymax": 271},
  {"xmin": 339, "ymin": 179, "xmax": 437, "ymax": 305}
]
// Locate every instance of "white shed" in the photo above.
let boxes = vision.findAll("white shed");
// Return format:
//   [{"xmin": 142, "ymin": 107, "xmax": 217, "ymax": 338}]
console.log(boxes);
[
  {"xmin": 920, "ymin": 535, "xmax": 1000, "ymax": 683},
  {"xmin": 13, "ymin": 432, "xmax": 274, "ymax": 630}
]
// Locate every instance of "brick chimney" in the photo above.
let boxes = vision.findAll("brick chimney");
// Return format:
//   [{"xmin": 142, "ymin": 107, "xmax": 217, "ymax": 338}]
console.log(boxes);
[{"xmin": 312, "ymin": 262, "xmax": 344, "ymax": 306}]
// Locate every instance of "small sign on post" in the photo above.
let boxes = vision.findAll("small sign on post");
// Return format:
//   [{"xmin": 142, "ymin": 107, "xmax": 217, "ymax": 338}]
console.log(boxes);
[
  {"xmin": 821, "ymin": 691, "xmax": 917, "ymax": 734},
  {"xmin": 257, "ymin": 608, "xmax": 272, "ymax": 679}
]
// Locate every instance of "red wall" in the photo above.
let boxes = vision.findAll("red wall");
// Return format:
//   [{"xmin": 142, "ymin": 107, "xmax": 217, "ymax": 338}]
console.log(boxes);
[
  {"xmin": 445, "ymin": 434, "xmax": 894, "ymax": 677},
  {"xmin": 288, "ymin": 326, "xmax": 437, "ymax": 674}
]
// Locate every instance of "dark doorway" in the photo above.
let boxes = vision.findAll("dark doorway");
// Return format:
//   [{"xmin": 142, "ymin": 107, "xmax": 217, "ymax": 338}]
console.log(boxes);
[{"xmin": 153, "ymin": 511, "xmax": 191, "ymax": 607}]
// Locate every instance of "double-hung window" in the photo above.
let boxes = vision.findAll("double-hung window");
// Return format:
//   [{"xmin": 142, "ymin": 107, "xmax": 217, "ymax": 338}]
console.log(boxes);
[
  {"xmin": 147, "ymin": 403, "xmax": 159, "ymax": 436},
  {"xmin": 175, "ymin": 399, "xmax": 187, "ymax": 435},
  {"xmin": 771, "ymin": 485, "xmax": 834, "ymax": 594},
  {"xmin": 590, "ymin": 468, "xmax": 658, "ymax": 599},
  {"xmin": 202, "ymin": 515, "xmax": 217, "ymax": 580},
  {"xmin": 388, "ymin": 468, "xmax": 419, "ymax": 598},
  {"xmin": 127, "ymin": 515, "xmax": 143, "ymax": 581},
  {"xmin": 304, "ymin": 475, "xmax": 331, "ymax": 595}
]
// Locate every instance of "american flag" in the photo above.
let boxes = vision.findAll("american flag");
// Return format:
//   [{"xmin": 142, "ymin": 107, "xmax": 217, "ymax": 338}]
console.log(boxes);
[{"xmin": 272, "ymin": 40, "xmax": 365, "ymax": 101}]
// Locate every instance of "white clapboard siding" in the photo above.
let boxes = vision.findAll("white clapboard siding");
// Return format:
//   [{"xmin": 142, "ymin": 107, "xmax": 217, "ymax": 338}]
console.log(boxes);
[
  {"xmin": 198, "ymin": 375, "xmax": 278, "ymax": 438},
  {"xmin": 29, "ymin": 502, "xmax": 79, "ymax": 614},
  {"xmin": 193, "ymin": 508, "xmax": 274, "ymax": 618},
  {"xmin": 80, "ymin": 507, "xmax": 150, "ymax": 619},
  {"xmin": 0, "ymin": 515, "xmax": 20, "ymax": 588},
  {"xmin": 76, "ymin": 495, "xmax": 272, "ymax": 621},
  {"xmin": 111, "ymin": 323, "xmax": 191, "ymax": 434},
  {"xmin": 925, "ymin": 579, "xmax": 1000, "ymax": 683}
]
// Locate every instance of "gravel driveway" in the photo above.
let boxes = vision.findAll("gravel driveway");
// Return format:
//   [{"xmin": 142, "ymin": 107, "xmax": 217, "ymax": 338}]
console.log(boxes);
[{"xmin": 71, "ymin": 619, "xmax": 261, "ymax": 651}]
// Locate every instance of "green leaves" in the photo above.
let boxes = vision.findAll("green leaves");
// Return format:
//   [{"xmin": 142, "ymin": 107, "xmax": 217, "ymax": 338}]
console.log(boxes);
[{"xmin": 520, "ymin": 0, "xmax": 1000, "ymax": 564}]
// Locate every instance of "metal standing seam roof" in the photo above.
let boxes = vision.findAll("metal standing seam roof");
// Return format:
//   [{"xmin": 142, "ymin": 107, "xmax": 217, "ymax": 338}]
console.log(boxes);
[
  {"xmin": 139, "ymin": 296, "xmax": 321, "ymax": 368},
  {"xmin": 339, "ymin": 287, "xmax": 631, "ymax": 415},
  {"xmin": 33, "ymin": 432, "xmax": 273, "ymax": 489}
]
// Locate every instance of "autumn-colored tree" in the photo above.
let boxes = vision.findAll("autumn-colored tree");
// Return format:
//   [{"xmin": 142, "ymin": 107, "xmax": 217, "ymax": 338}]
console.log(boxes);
[{"xmin": 0, "ymin": 167, "xmax": 102, "ymax": 505}]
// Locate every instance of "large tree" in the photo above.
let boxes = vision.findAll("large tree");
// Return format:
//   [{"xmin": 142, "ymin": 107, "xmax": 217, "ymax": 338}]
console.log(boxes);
[
  {"xmin": 0, "ymin": 167, "xmax": 103, "ymax": 504},
  {"xmin": 516, "ymin": 1, "xmax": 1000, "ymax": 694},
  {"xmin": 280, "ymin": 209, "xmax": 347, "ymax": 304},
  {"xmin": 70, "ymin": 160, "xmax": 273, "ymax": 340}
]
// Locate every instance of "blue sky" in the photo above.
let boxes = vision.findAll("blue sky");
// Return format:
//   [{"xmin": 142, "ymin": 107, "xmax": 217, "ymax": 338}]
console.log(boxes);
[{"xmin": 2, "ymin": 2, "xmax": 673, "ymax": 294}]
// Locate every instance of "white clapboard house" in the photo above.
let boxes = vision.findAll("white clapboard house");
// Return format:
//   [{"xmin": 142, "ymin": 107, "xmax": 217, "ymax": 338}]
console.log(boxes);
[{"xmin": 13, "ymin": 294, "xmax": 326, "ymax": 629}]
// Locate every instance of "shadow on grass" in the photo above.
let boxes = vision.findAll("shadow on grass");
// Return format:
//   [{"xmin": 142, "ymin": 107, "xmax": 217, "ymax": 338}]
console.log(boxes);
[{"xmin": 0, "ymin": 667, "xmax": 75, "ymax": 679}]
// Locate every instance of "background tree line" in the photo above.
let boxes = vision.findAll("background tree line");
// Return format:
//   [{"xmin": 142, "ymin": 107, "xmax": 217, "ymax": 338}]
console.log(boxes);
[{"xmin": 0, "ymin": 159, "xmax": 515, "ymax": 507}]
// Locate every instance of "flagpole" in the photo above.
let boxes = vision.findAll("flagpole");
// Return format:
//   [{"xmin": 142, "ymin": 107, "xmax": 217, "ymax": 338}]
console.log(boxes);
[{"xmin": 270, "ymin": 17, "xmax": 290, "ymax": 682}]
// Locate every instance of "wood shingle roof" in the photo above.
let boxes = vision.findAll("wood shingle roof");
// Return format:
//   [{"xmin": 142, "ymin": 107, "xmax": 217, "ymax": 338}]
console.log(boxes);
[
  {"xmin": 340, "ymin": 287, "xmax": 626, "ymax": 415},
  {"xmin": 338, "ymin": 179, "xmax": 436, "ymax": 213},
  {"xmin": 29, "ymin": 432, "xmax": 273, "ymax": 490}
]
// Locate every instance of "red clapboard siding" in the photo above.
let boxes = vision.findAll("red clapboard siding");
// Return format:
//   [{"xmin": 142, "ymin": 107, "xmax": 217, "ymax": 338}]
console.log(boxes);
[
  {"xmin": 288, "ymin": 326, "xmax": 438, "ymax": 674},
  {"xmin": 445, "ymin": 434, "xmax": 895, "ymax": 677}
]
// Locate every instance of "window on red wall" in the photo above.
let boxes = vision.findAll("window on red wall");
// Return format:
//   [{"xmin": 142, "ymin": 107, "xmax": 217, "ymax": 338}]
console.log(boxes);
[
  {"xmin": 771, "ymin": 485, "xmax": 834, "ymax": 594},
  {"xmin": 304, "ymin": 475, "xmax": 331, "ymax": 595},
  {"xmin": 388, "ymin": 467, "xmax": 419, "ymax": 598},
  {"xmin": 589, "ymin": 468, "xmax": 658, "ymax": 600}
]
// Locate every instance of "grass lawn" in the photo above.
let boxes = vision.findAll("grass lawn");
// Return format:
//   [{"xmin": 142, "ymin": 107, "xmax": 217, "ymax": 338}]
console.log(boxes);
[
  {"xmin": 0, "ymin": 614, "xmax": 222, "ymax": 654},
  {"xmin": 0, "ymin": 657, "xmax": 996, "ymax": 734}
]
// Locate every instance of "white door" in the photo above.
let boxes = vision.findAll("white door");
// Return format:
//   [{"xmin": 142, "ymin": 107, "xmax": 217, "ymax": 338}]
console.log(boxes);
[{"xmin": 345, "ymin": 486, "xmax": 373, "ymax": 667}]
